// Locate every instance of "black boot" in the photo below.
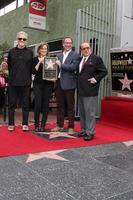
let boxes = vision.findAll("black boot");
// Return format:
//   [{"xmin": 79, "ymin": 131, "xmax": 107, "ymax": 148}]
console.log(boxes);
[
  {"xmin": 40, "ymin": 115, "xmax": 47, "ymax": 132},
  {"xmin": 34, "ymin": 127, "xmax": 40, "ymax": 132}
]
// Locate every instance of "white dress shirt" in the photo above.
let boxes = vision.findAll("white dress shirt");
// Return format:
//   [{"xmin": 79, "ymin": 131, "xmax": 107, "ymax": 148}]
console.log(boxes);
[
  {"xmin": 79, "ymin": 55, "xmax": 89, "ymax": 72},
  {"xmin": 58, "ymin": 49, "xmax": 72, "ymax": 78}
]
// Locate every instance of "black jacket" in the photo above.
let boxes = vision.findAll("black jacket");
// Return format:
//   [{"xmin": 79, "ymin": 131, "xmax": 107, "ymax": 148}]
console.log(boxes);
[
  {"xmin": 8, "ymin": 46, "xmax": 33, "ymax": 86},
  {"xmin": 78, "ymin": 54, "xmax": 108, "ymax": 97},
  {"xmin": 32, "ymin": 56, "xmax": 44, "ymax": 84}
]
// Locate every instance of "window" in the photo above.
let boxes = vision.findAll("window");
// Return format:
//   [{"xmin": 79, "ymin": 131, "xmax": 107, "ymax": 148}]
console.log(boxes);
[
  {"xmin": 18, "ymin": 0, "xmax": 24, "ymax": 8},
  {"xmin": 5, "ymin": 1, "xmax": 16, "ymax": 14},
  {"xmin": 0, "ymin": 8, "xmax": 4, "ymax": 16},
  {"xmin": 0, "ymin": 0, "xmax": 28, "ymax": 16}
]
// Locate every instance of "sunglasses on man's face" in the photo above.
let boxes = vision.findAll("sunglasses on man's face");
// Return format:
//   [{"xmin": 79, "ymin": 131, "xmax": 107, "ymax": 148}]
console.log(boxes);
[{"xmin": 18, "ymin": 38, "xmax": 27, "ymax": 41}]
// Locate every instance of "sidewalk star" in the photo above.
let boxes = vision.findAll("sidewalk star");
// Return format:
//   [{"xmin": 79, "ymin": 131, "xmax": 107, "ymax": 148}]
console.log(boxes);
[
  {"xmin": 26, "ymin": 149, "xmax": 68, "ymax": 163},
  {"xmin": 119, "ymin": 73, "xmax": 133, "ymax": 91}
]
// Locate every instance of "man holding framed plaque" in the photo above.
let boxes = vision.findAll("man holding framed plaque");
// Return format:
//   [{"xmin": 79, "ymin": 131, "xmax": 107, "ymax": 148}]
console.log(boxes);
[{"xmin": 51, "ymin": 37, "xmax": 81, "ymax": 134}]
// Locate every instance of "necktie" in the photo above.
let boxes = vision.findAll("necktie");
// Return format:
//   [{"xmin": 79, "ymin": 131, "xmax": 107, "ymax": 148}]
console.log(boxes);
[{"xmin": 80, "ymin": 57, "xmax": 86, "ymax": 72}]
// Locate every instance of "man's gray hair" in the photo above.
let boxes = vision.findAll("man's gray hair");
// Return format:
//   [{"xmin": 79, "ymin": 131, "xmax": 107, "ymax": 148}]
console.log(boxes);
[{"xmin": 16, "ymin": 31, "xmax": 28, "ymax": 39}]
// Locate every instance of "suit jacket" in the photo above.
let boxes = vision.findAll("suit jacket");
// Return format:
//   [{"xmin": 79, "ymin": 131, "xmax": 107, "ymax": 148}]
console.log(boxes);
[
  {"xmin": 78, "ymin": 54, "xmax": 108, "ymax": 97},
  {"xmin": 57, "ymin": 50, "xmax": 81, "ymax": 90}
]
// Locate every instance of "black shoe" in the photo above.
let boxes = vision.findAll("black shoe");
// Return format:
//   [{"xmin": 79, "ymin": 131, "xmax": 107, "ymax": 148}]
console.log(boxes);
[
  {"xmin": 83, "ymin": 134, "xmax": 94, "ymax": 141},
  {"xmin": 34, "ymin": 127, "xmax": 39, "ymax": 132},
  {"xmin": 39, "ymin": 127, "xmax": 45, "ymax": 132},
  {"xmin": 77, "ymin": 132, "xmax": 86, "ymax": 137}
]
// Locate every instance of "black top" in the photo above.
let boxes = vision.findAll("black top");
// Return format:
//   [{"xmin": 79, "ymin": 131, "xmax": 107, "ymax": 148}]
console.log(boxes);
[
  {"xmin": 32, "ymin": 56, "xmax": 44, "ymax": 84},
  {"xmin": 8, "ymin": 46, "xmax": 33, "ymax": 86},
  {"xmin": 32, "ymin": 56, "xmax": 54, "ymax": 86}
]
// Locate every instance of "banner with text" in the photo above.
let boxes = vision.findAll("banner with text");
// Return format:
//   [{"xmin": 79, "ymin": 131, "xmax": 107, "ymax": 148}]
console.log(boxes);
[{"xmin": 29, "ymin": 0, "xmax": 47, "ymax": 30}]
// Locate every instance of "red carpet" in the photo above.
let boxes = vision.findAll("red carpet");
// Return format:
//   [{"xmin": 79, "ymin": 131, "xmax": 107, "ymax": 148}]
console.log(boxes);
[
  {"xmin": 0, "ymin": 96, "xmax": 133, "ymax": 157},
  {"xmin": 101, "ymin": 96, "xmax": 133, "ymax": 130},
  {"xmin": 0, "ymin": 121, "xmax": 133, "ymax": 158}
]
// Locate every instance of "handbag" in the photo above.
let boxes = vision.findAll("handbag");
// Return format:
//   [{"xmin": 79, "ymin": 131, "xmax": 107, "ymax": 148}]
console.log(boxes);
[{"xmin": 0, "ymin": 75, "xmax": 5, "ymax": 88}]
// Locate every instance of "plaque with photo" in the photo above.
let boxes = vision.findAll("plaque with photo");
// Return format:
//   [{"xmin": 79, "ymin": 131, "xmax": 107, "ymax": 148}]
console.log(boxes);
[{"xmin": 43, "ymin": 57, "xmax": 58, "ymax": 81}]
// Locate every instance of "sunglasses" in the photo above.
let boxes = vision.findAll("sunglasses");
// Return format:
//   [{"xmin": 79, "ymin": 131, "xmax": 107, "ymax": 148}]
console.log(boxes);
[
  {"xmin": 18, "ymin": 38, "xmax": 27, "ymax": 41},
  {"xmin": 82, "ymin": 47, "xmax": 90, "ymax": 50}
]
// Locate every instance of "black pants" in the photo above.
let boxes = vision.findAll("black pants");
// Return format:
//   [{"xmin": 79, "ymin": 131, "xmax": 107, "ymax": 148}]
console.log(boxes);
[
  {"xmin": 33, "ymin": 81, "xmax": 53, "ymax": 128},
  {"xmin": 0, "ymin": 88, "xmax": 4, "ymax": 112},
  {"xmin": 8, "ymin": 85, "xmax": 30, "ymax": 125},
  {"xmin": 55, "ymin": 80, "xmax": 75, "ymax": 128}
]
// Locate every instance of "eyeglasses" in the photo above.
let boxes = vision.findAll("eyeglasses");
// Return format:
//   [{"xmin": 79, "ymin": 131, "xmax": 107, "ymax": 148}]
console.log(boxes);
[
  {"xmin": 82, "ymin": 47, "xmax": 90, "ymax": 50},
  {"xmin": 18, "ymin": 38, "xmax": 27, "ymax": 41},
  {"xmin": 64, "ymin": 42, "xmax": 72, "ymax": 44}
]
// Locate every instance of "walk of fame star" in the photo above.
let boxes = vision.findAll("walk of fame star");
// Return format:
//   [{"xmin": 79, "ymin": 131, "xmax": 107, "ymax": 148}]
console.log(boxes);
[
  {"xmin": 123, "ymin": 140, "xmax": 133, "ymax": 147},
  {"xmin": 34, "ymin": 131, "xmax": 77, "ymax": 140},
  {"xmin": 26, "ymin": 149, "xmax": 68, "ymax": 163},
  {"xmin": 119, "ymin": 73, "xmax": 133, "ymax": 91},
  {"xmin": 127, "ymin": 57, "xmax": 133, "ymax": 65}
]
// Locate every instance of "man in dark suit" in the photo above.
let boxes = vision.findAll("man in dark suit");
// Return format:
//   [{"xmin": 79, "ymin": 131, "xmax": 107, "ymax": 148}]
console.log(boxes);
[
  {"xmin": 78, "ymin": 42, "xmax": 108, "ymax": 141},
  {"xmin": 52, "ymin": 37, "xmax": 80, "ymax": 134}
]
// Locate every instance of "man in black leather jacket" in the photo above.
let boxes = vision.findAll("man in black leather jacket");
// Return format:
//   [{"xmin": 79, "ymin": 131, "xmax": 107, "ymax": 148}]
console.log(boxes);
[{"xmin": 8, "ymin": 31, "xmax": 33, "ymax": 131}]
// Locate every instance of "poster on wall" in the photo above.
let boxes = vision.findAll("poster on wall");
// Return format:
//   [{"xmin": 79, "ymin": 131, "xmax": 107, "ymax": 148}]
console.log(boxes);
[
  {"xmin": 110, "ymin": 49, "xmax": 133, "ymax": 95},
  {"xmin": 29, "ymin": 0, "xmax": 47, "ymax": 30}
]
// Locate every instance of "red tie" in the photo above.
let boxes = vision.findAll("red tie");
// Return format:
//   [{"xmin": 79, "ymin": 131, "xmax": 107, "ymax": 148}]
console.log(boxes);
[{"xmin": 81, "ymin": 57, "xmax": 86, "ymax": 72}]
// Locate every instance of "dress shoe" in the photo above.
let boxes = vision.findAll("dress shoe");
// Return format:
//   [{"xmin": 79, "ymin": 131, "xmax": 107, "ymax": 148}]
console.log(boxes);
[
  {"xmin": 83, "ymin": 134, "xmax": 94, "ymax": 141},
  {"xmin": 22, "ymin": 125, "xmax": 29, "ymax": 131},
  {"xmin": 39, "ymin": 127, "xmax": 45, "ymax": 132},
  {"xmin": 34, "ymin": 127, "xmax": 39, "ymax": 132},
  {"xmin": 8, "ymin": 125, "xmax": 15, "ymax": 131},
  {"xmin": 77, "ymin": 132, "xmax": 86, "ymax": 137},
  {"xmin": 51, "ymin": 126, "xmax": 64, "ymax": 132}
]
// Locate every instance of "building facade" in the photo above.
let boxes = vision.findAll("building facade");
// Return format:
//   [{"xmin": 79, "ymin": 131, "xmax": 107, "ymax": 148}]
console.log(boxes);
[
  {"xmin": 0, "ymin": 0, "xmax": 117, "ymax": 117},
  {"xmin": 2, "ymin": 0, "xmax": 130, "ymax": 116},
  {"xmin": 114, "ymin": 0, "xmax": 133, "ymax": 48}
]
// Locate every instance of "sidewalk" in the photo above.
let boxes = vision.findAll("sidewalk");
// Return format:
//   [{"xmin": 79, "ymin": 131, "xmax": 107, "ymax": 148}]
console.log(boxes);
[{"xmin": 0, "ymin": 110, "xmax": 133, "ymax": 199}]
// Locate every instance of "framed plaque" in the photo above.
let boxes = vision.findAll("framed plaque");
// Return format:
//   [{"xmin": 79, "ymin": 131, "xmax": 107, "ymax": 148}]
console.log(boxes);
[{"xmin": 42, "ymin": 56, "xmax": 58, "ymax": 81}]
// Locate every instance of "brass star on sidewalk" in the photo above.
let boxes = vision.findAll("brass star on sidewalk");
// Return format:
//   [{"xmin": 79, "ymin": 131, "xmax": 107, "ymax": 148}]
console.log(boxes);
[
  {"xmin": 26, "ymin": 149, "xmax": 68, "ymax": 163},
  {"xmin": 119, "ymin": 73, "xmax": 133, "ymax": 91},
  {"xmin": 49, "ymin": 131, "xmax": 76, "ymax": 139},
  {"xmin": 37, "ymin": 131, "xmax": 76, "ymax": 139},
  {"xmin": 123, "ymin": 141, "xmax": 133, "ymax": 147}
]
